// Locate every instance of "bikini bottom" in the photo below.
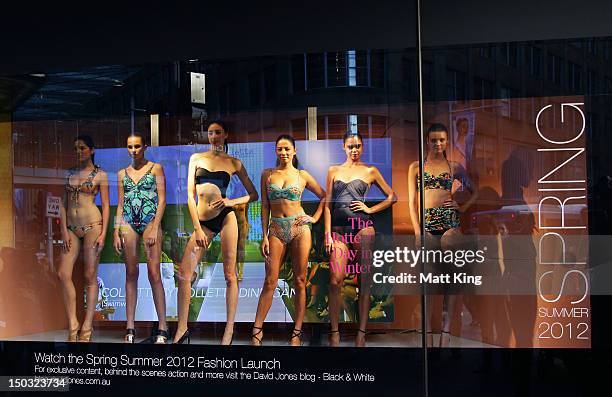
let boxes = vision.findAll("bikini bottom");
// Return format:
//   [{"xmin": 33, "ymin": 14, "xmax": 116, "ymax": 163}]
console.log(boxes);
[
  {"xmin": 268, "ymin": 212, "xmax": 310, "ymax": 245},
  {"xmin": 424, "ymin": 207, "xmax": 460, "ymax": 234},
  {"xmin": 67, "ymin": 221, "xmax": 103, "ymax": 238},
  {"xmin": 199, "ymin": 207, "xmax": 234, "ymax": 235}
]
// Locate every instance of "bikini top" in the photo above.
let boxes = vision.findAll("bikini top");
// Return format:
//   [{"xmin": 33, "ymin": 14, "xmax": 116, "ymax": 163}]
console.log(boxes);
[
  {"xmin": 65, "ymin": 165, "xmax": 100, "ymax": 203},
  {"xmin": 332, "ymin": 179, "xmax": 369, "ymax": 207},
  {"xmin": 417, "ymin": 161, "xmax": 454, "ymax": 191},
  {"xmin": 266, "ymin": 169, "xmax": 303, "ymax": 201},
  {"xmin": 195, "ymin": 167, "xmax": 232, "ymax": 198},
  {"xmin": 123, "ymin": 163, "xmax": 157, "ymax": 195}
]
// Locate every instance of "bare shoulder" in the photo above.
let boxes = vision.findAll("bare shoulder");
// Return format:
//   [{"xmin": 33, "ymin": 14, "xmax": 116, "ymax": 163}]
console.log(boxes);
[
  {"xmin": 299, "ymin": 169, "xmax": 313, "ymax": 179},
  {"xmin": 409, "ymin": 161, "xmax": 419, "ymax": 171},
  {"xmin": 95, "ymin": 168, "xmax": 109, "ymax": 182},
  {"xmin": 366, "ymin": 164, "xmax": 380, "ymax": 175},
  {"xmin": 151, "ymin": 162, "xmax": 164, "ymax": 173},
  {"xmin": 230, "ymin": 156, "xmax": 243, "ymax": 172}
]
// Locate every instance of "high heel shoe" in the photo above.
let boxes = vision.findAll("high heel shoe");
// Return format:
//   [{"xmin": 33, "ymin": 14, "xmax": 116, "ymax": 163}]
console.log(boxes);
[
  {"xmin": 154, "ymin": 330, "xmax": 169, "ymax": 344},
  {"xmin": 78, "ymin": 328, "xmax": 93, "ymax": 343},
  {"xmin": 251, "ymin": 326, "xmax": 263, "ymax": 346},
  {"xmin": 67, "ymin": 323, "xmax": 80, "ymax": 342},
  {"xmin": 125, "ymin": 328, "xmax": 136, "ymax": 343},
  {"xmin": 174, "ymin": 329, "xmax": 191, "ymax": 344},
  {"xmin": 289, "ymin": 328, "xmax": 303, "ymax": 346},
  {"xmin": 439, "ymin": 331, "xmax": 451, "ymax": 348}
]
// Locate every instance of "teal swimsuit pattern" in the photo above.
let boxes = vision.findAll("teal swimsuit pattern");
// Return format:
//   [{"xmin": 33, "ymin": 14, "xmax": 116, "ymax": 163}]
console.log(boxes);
[{"xmin": 123, "ymin": 164, "xmax": 158, "ymax": 234}]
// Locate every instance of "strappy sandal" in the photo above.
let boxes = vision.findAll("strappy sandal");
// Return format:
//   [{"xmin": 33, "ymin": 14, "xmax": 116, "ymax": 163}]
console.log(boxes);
[
  {"xmin": 439, "ymin": 331, "xmax": 451, "ymax": 348},
  {"xmin": 68, "ymin": 323, "xmax": 80, "ymax": 342},
  {"xmin": 251, "ymin": 326, "xmax": 263, "ymax": 346},
  {"xmin": 125, "ymin": 328, "xmax": 136, "ymax": 343},
  {"xmin": 290, "ymin": 328, "xmax": 303, "ymax": 346},
  {"xmin": 328, "ymin": 329, "xmax": 340, "ymax": 347},
  {"xmin": 78, "ymin": 328, "xmax": 93, "ymax": 343},
  {"xmin": 154, "ymin": 330, "xmax": 169, "ymax": 344},
  {"xmin": 355, "ymin": 328, "xmax": 367, "ymax": 347}
]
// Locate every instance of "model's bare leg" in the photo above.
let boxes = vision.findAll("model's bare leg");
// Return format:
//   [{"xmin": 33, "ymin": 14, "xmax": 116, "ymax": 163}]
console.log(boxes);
[
  {"xmin": 328, "ymin": 233, "xmax": 349, "ymax": 347},
  {"xmin": 252, "ymin": 236, "xmax": 286, "ymax": 345},
  {"xmin": 173, "ymin": 230, "xmax": 209, "ymax": 343},
  {"xmin": 355, "ymin": 226, "xmax": 375, "ymax": 347},
  {"xmin": 121, "ymin": 226, "xmax": 140, "ymax": 333},
  {"xmin": 440, "ymin": 227, "xmax": 462, "ymax": 347},
  {"xmin": 81, "ymin": 224, "xmax": 103, "ymax": 339},
  {"xmin": 219, "ymin": 212, "xmax": 238, "ymax": 345},
  {"xmin": 57, "ymin": 230, "xmax": 81, "ymax": 336},
  {"xmin": 144, "ymin": 224, "xmax": 167, "ymax": 333},
  {"xmin": 290, "ymin": 228, "xmax": 311, "ymax": 346}
]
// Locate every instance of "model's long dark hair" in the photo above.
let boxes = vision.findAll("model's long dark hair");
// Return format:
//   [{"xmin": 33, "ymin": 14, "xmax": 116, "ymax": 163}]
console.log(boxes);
[
  {"xmin": 75, "ymin": 135, "xmax": 96, "ymax": 164},
  {"xmin": 275, "ymin": 134, "xmax": 299, "ymax": 168},
  {"xmin": 207, "ymin": 120, "xmax": 229, "ymax": 153}
]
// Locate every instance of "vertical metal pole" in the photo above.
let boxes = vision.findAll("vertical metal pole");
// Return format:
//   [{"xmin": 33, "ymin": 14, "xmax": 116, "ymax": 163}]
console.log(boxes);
[
  {"xmin": 415, "ymin": 0, "xmax": 429, "ymax": 396},
  {"xmin": 307, "ymin": 107, "xmax": 318, "ymax": 140},
  {"xmin": 47, "ymin": 216, "xmax": 53, "ymax": 271}
]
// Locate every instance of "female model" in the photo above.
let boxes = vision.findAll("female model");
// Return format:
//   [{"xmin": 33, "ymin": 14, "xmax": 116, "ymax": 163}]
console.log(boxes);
[
  {"xmin": 58, "ymin": 135, "xmax": 110, "ymax": 342},
  {"xmin": 113, "ymin": 132, "xmax": 168, "ymax": 344},
  {"xmin": 251, "ymin": 135, "xmax": 326, "ymax": 346},
  {"xmin": 408, "ymin": 123, "xmax": 477, "ymax": 346},
  {"xmin": 173, "ymin": 121, "xmax": 258, "ymax": 345},
  {"xmin": 324, "ymin": 131, "xmax": 396, "ymax": 347}
]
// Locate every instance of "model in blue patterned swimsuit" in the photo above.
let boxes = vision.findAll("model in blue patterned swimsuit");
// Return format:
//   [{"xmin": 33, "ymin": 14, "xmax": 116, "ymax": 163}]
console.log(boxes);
[
  {"xmin": 113, "ymin": 132, "xmax": 168, "ymax": 344},
  {"xmin": 122, "ymin": 163, "xmax": 158, "ymax": 234}
]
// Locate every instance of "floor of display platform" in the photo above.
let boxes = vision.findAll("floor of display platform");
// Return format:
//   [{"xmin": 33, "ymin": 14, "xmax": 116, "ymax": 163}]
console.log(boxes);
[{"xmin": 7, "ymin": 328, "xmax": 495, "ymax": 347}]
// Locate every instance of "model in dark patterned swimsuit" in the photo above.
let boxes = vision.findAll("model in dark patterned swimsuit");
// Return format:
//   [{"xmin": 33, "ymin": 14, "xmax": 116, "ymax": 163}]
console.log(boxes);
[{"xmin": 408, "ymin": 123, "xmax": 478, "ymax": 347}]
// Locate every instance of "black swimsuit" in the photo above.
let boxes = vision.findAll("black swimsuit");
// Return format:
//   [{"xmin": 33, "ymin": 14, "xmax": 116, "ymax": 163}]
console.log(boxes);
[
  {"xmin": 195, "ymin": 167, "xmax": 234, "ymax": 234},
  {"xmin": 331, "ymin": 179, "xmax": 373, "ymax": 234}
]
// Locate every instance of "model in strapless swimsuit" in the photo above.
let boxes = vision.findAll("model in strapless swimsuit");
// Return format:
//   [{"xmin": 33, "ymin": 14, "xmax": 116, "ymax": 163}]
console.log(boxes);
[
  {"xmin": 324, "ymin": 131, "xmax": 397, "ymax": 347},
  {"xmin": 173, "ymin": 121, "xmax": 259, "ymax": 346}
]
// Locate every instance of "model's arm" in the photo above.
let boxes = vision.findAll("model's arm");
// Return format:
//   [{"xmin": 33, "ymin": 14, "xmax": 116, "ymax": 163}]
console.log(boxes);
[
  {"xmin": 96, "ymin": 171, "xmax": 111, "ymax": 252},
  {"xmin": 302, "ymin": 170, "xmax": 326, "ymax": 223},
  {"xmin": 187, "ymin": 154, "xmax": 208, "ymax": 247},
  {"xmin": 152, "ymin": 164, "xmax": 167, "ymax": 229},
  {"xmin": 260, "ymin": 169, "xmax": 270, "ymax": 257},
  {"xmin": 230, "ymin": 160, "xmax": 260, "ymax": 205},
  {"xmin": 323, "ymin": 167, "xmax": 336, "ymax": 252},
  {"xmin": 352, "ymin": 166, "xmax": 397, "ymax": 215},
  {"xmin": 113, "ymin": 170, "xmax": 125, "ymax": 253},
  {"xmin": 144, "ymin": 163, "xmax": 167, "ymax": 246},
  {"xmin": 453, "ymin": 161, "xmax": 478, "ymax": 212},
  {"xmin": 60, "ymin": 174, "xmax": 71, "ymax": 252},
  {"xmin": 407, "ymin": 162, "xmax": 421, "ymax": 236}
]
